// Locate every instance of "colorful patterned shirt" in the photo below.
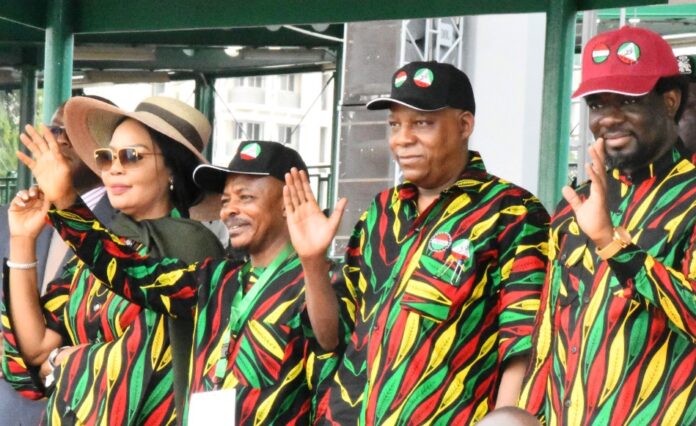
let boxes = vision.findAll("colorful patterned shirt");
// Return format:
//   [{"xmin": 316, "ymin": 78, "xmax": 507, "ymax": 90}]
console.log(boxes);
[
  {"xmin": 520, "ymin": 142, "xmax": 696, "ymax": 425},
  {"xmin": 1, "ymin": 209, "xmax": 222, "ymax": 425},
  {"xmin": 47, "ymin": 203, "xmax": 337, "ymax": 425},
  {"xmin": 318, "ymin": 152, "xmax": 550, "ymax": 425}
]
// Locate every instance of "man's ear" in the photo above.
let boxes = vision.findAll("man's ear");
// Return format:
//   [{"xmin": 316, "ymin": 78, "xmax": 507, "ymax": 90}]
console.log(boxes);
[
  {"xmin": 458, "ymin": 110, "xmax": 475, "ymax": 140},
  {"xmin": 663, "ymin": 88, "xmax": 682, "ymax": 120}
]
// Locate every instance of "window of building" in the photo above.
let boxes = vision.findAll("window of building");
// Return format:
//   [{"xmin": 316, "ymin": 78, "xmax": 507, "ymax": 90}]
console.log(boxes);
[
  {"xmin": 319, "ymin": 127, "xmax": 331, "ymax": 163},
  {"xmin": 234, "ymin": 76, "xmax": 264, "ymax": 88},
  {"xmin": 279, "ymin": 74, "xmax": 297, "ymax": 92},
  {"xmin": 278, "ymin": 124, "xmax": 298, "ymax": 147},
  {"xmin": 235, "ymin": 122, "xmax": 262, "ymax": 140}
]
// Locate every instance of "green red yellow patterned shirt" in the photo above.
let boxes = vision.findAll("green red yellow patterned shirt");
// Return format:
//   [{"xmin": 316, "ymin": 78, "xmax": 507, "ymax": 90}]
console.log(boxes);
[
  {"xmin": 47, "ymin": 202, "xmax": 337, "ymax": 425},
  {"xmin": 1, "ymin": 211, "xmax": 222, "ymax": 425},
  {"xmin": 520, "ymin": 142, "xmax": 696, "ymax": 425},
  {"xmin": 317, "ymin": 152, "xmax": 550, "ymax": 424}
]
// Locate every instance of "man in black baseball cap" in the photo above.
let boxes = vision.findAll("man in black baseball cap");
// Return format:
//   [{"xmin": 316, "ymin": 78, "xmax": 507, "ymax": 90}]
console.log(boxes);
[
  {"xmin": 193, "ymin": 140, "xmax": 308, "ymax": 193},
  {"xmin": 285, "ymin": 60, "xmax": 550, "ymax": 424},
  {"xmin": 31, "ymin": 139, "xmax": 343, "ymax": 423}
]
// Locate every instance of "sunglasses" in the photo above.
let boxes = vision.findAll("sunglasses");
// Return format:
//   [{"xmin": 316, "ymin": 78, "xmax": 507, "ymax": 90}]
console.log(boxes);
[
  {"xmin": 48, "ymin": 126, "xmax": 65, "ymax": 138},
  {"xmin": 94, "ymin": 148, "xmax": 162, "ymax": 171}
]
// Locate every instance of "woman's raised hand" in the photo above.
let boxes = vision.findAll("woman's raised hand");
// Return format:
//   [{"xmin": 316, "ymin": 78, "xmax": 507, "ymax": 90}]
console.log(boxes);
[
  {"xmin": 9, "ymin": 186, "xmax": 50, "ymax": 239},
  {"xmin": 17, "ymin": 124, "xmax": 77, "ymax": 208}
]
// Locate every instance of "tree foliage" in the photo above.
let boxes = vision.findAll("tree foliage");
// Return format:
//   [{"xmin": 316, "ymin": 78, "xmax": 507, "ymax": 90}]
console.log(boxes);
[{"xmin": 0, "ymin": 90, "xmax": 20, "ymax": 177}]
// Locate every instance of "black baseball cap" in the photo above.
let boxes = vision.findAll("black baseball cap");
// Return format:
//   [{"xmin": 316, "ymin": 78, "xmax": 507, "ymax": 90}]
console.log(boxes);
[
  {"xmin": 366, "ymin": 61, "xmax": 476, "ymax": 114},
  {"xmin": 193, "ymin": 140, "xmax": 308, "ymax": 193}
]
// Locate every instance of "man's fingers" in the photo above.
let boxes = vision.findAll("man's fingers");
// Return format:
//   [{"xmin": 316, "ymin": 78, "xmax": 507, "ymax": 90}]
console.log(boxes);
[
  {"xmin": 282, "ymin": 185, "xmax": 296, "ymax": 215},
  {"xmin": 561, "ymin": 186, "xmax": 583, "ymax": 212},
  {"xmin": 284, "ymin": 172, "xmax": 303, "ymax": 209},
  {"xmin": 328, "ymin": 198, "xmax": 348, "ymax": 230},
  {"xmin": 298, "ymin": 170, "xmax": 316, "ymax": 203},
  {"xmin": 289, "ymin": 168, "xmax": 308, "ymax": 203}
]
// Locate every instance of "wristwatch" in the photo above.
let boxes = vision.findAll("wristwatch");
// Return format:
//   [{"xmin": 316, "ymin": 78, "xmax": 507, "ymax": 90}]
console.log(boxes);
[
  {"xmin": 595, "ymin": 226, "xmax": 632, "ymax": 260},
  {"xmin": 44, "ymin": 346, "xmax": 67, "ymax": 389}
]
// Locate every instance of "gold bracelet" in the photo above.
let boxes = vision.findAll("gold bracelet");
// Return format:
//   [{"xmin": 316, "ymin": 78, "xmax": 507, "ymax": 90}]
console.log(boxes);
[{"xmin": 6, "ymin": 260, "xmax": 38, "ymax": 269}]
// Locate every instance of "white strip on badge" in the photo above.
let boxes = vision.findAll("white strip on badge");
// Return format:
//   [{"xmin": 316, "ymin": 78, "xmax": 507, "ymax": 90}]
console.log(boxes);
[{"xmin": 188, "ymin": 389, "xmax": 236, "ymax": 425}]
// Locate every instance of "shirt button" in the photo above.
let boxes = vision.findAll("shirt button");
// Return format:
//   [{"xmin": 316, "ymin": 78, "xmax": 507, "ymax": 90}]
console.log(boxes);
[
  {"xmin": 583, "ymin": 296, "xmax": 591, "ymax": 304},
  {"xmin": 93, "ymin": 303, "xmax": 101, "ymax": 312},
  {"xmin": 570, "ymin": 346, "xmax": 577, "ymax": 354},
  {"xmin": 560, "ymin": 254, "xmax": 567, "ymax": 262},
  {"xmin": 564, "ymin": 399, "xmax": 571, "ymax": 408}
]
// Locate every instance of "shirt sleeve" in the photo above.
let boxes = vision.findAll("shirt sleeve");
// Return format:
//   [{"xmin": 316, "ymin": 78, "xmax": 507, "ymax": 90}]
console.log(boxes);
[
  {"xmin": 47, "ymin": 199, "xmax": 205, "ymax": 319},
  {"xmin": 42, "ymin": 258, "xmax": 77, "ymax": 340},
  {"xmin": 1, "ymin": 263, "xmax": 47, "ymax": 399},
  {"xmin": 496, "ymin": 193, "xmax": 550, "ymax": 363},
  {"xmin": 607, "ymin": 222, "xmax": 696, "ymax": 342},
  {"xmin": 336, "ymin": 210, "xmax": 369, "ymax": 342}
]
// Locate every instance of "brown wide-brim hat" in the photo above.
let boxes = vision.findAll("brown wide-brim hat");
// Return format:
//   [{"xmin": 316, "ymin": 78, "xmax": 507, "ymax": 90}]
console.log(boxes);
[{"xmin": 64, "ymin": 96, "xmax": 211, "ymax": 174}]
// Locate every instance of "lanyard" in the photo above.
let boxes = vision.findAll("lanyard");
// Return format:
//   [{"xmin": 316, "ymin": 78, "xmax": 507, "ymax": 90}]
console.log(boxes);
[{"xmin": 213, "ymin": 244, "xmax": 295, "ymax": 387}]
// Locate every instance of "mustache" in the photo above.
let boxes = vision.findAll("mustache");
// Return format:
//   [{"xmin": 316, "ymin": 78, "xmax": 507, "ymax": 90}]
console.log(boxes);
[
  {"xmin": 224, "ymin": 217, "xmax": 249, "ymax": 229},
  {"xmin": 600, "ymin": 128, "xmax": 633, "ymax": 139}
]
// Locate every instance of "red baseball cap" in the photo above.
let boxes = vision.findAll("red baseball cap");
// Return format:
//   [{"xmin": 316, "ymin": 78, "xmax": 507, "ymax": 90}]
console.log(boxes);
[{"xmin": 572, "ymin": 26, "xmax": 679, "ymax": 99}]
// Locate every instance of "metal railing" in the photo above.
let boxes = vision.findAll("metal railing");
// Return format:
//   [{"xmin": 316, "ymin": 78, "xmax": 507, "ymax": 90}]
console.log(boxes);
[
  {"xmin": 307, "ymin": 164, "xmax": 331, "ymax": 211},
  {"xmin": 0, "ymin": 171, "xmax": 17, "ymax": 205}
]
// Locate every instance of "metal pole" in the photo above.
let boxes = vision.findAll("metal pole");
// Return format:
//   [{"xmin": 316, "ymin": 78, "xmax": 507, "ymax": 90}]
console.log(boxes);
[
  {"xmin": 537, "ymin": 0, "xmax": 577, "ymax": 210},
  {"xmin": 328, "ymin": 44, "xmax": 343, "ymax": 212},
  {"xmin": 42, "ymin": 0, "xmax": 73, "ymax": 124},
  {"xmin": 18, "ymin": 65, "xmax": 37, "ymax": 190},
  {"xmin": 195, "ymin": 74, "xmax": 216, "ymax": 162},
  {"xmin": 576, "ymin": 10, "xmax": 598, "ymax": 184}
]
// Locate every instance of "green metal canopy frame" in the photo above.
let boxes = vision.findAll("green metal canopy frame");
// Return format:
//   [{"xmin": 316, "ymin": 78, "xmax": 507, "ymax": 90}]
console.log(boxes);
[{"xmin": 0, "ymin": 0, "xmax": 672, "ymax": 208}]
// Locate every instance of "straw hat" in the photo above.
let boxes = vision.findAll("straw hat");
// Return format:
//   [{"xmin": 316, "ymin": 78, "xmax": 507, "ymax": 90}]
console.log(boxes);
[{"xmin": 63, "ymin": 96, "xmax": 211, "ymax": 174}]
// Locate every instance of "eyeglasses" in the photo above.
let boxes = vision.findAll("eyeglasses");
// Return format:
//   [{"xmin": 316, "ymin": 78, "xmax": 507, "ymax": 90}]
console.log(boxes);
[
  {"xmin": 94, "ymin": 148, "xmax": 162, "ymax": 171},
  {"xmin": 48, "ymin": 126, "xmax": 65, "ymax": 138}
]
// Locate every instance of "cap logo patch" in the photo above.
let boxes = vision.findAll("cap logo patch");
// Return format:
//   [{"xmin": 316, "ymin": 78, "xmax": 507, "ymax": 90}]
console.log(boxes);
[
  {"xmin": 240, "ymin": 142, "xmax": 261, "ymax": 160},
  {"xmin": 394, "ymin": 71, "xmax": 408, "ymax": 88},
  {"xmin": 428, "ymin": 232, "xmax": 452, "ymax": 252},
  {"xmin": 413, "ymin": 68, "xmax": 434, "ymax": 88},
  {"xmin": 592, "ymin": 43, "xmax": 610, "ymax": 64},
  {"xmin": 617, "ymin": 42, "xmax": 640, "ymax": 64}
]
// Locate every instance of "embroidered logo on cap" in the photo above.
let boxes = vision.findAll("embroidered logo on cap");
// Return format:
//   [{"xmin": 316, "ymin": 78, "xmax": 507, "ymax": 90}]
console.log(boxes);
[
  {"xmin": 428, "ymin": 232, "xmax": 452, "ymax": 252},
  {"xmin": 617, "ymin": 42, "xmax": 640, "ymax": 64},
  {"xmin": 592, "ymin": 43, "xmax": 610, "ymax": 64},
  {"xmin": 240, "ymin": 143, "xmax": 261, "ymax": 160},
  {"xmin": 413, "ymin": 68, "xmax": 434, "ymax": 88},
  {"xmin": 394, "ymin": 71, "xmax": 408, "ymax": 88}
]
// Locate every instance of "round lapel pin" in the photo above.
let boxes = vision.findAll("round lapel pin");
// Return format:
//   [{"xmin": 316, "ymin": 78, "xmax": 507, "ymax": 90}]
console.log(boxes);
[{"xmin": 428, "ymin": 232, "xmax": 452, "ymax": 252}]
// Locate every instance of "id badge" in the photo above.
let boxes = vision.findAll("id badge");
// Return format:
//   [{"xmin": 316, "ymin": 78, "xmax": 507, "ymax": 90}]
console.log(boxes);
[{"xmin": 188, "ymin": 388, "xmax": 236, "ymax": 425}]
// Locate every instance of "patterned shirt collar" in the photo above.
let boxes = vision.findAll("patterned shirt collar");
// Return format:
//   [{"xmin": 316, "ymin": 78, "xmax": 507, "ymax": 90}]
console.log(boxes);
[
  {"xmin": 397, "ymin": 150, "xmax": 488, "ymax": 201},
  {"xmin": 610, "ymin": 139, "xmax": 690, "ymax": 185}
]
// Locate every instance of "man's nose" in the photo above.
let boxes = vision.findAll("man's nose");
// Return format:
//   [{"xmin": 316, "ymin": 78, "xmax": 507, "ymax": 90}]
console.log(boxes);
[
  {"xmin": 597, "ymin": 104, "xmax": 627, "ymax": 127},
  {"xmin": 391, "ymin": 125, "xmax": 417, "ymax": 146}
]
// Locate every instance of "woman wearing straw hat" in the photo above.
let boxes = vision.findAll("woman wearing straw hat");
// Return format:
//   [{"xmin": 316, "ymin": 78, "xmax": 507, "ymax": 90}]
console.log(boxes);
[{"xmin": 3, "ymin": 96, "xmax": 225, "ymax": 425}]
